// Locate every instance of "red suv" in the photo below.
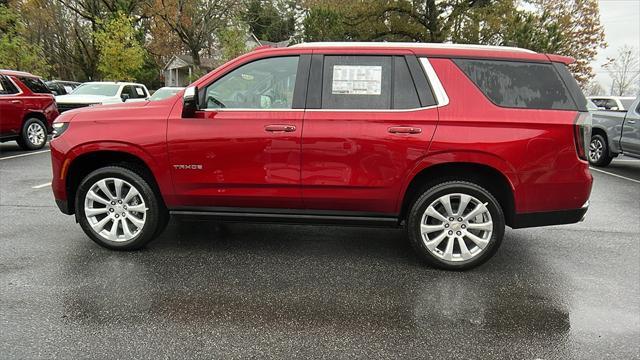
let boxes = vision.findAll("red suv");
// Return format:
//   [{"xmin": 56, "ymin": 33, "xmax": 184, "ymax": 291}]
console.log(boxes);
[
  {"xmin": 0, "ymin": 70, "xmax": 58, "ymax": 150},
  {"xmin": 49, "ymin": 43, "xmax": 592, "ymax": 270}
]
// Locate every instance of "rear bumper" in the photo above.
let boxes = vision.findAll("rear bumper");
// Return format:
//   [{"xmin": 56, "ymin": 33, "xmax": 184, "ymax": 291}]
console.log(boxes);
[{"xmin": 511, "ymin": 202, "xmax": 589, "ymax": 229}]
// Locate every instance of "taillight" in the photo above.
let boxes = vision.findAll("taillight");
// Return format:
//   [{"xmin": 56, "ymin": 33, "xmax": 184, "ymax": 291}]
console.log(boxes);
[{"xmin": 573, "ymin": 112, "xmax": 591, "ymax": 161}]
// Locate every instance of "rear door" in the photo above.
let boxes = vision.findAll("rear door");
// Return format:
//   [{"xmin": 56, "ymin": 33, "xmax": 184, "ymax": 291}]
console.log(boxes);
[
  {"xmin": 0, "ymin": 75, "xmax": 24, "ymax": 136},
  {"xmin": 620, "ymin": 101, "xmax": 640, "ymax": 156},
  {"xmin": 301, "ymin": 53, "xmax": 439, "ymax": 215}
]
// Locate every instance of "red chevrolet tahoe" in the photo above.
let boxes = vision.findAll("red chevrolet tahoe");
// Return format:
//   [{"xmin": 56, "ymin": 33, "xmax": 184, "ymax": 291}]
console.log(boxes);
[
  {"xmin": 50, "ymin": 43, "xmax": 593, "ymax": 270},
  {"xmin": 1, "ymin": 70, "xmax": 58, "ymax": 150}
]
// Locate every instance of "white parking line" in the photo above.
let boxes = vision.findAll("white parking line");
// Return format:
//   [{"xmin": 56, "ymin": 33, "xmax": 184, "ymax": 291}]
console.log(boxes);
[
  {"xmin": 0, "ymin": 150, "xmax": 50, "ymax": 161},
  {"xmin": 32, "ymin": 182, "xmax": 52, "ymax": 189},
  {"xmin": 590, "ymin": 167, "xmax": 640, "ymax": 184}
]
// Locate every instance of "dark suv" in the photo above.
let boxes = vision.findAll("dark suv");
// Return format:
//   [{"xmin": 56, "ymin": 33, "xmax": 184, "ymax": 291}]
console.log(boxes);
[
  {"xmin": 50, "ymin": 43, "xmax": 593, "ymax": 270},
  {"xmin": 0, "ymin": 70, "xmax": 58, "ymax": 150}
]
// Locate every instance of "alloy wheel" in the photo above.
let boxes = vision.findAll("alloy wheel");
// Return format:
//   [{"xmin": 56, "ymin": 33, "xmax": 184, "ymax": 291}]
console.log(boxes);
[
  {"xmin": 589, "ymin": 138, "xmax": 603, "ymax": 163},
  {"xmin": 420, "ymin": 193, "xmax": 493, "ymax": 262},
  {"xmin": 27, "ymin": 123, "xmax": 45, "ymax": 146},
  {"xmin": 84, "ymin": 177, "xmax": 148, "ymax": 242}
]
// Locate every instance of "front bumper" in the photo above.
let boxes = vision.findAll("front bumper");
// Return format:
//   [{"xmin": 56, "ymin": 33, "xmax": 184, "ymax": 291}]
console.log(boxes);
[{"xmin": 510, "ymin": 201, "xmax": 589, "ymax": 229}]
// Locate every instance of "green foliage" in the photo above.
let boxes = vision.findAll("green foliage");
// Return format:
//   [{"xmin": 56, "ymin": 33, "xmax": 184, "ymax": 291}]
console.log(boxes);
[
  {"xmin": 218, "ymin": 27, "xmax": 247, "ymax": 64},
  {"xmin": 94, "ymin": 12, "xmax": 145, "ymax": 81},
  {"xmin": 302, "ymin": 6, "xmax": 346, "ymax": 42},
  {"xmin": 244, "ymin": 0, "xmax": 295, "ymax": 42},
  {"xmin": 0, "ymin": 4, "xmax": 49, "ymax": 75}
]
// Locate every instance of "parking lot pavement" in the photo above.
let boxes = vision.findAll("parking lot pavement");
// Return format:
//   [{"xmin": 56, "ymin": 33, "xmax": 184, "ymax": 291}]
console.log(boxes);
[{"xmin": 1, "ymin": 143, "xmax": 639, "ymax": 359}]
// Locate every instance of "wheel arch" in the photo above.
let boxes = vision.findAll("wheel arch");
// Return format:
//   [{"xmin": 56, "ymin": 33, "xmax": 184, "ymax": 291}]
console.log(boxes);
[
  {"xmin": 399, "ymin": 161, "xmax": 517, "ymax": 227},
  {"xmin": 64, "ymin": 148, "xmax": 167, "ymax": 216},
  {"xmin": 22, "ymin": 111, "xmax": 47, "ymax": 128}
]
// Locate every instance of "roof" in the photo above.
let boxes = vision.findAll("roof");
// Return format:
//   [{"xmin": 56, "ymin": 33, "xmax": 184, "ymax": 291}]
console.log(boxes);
[
  {"xmin": 0, "ymin": 69, "xmax": 38, "ymax": 77},
  {"xmin": 82, "ymin": 81, "xmax": 146, "ymax": 86},
  {"xmin": 290, "ymin": 42, "xmax": 536, "ymax": 53},
  {"xmin": 164, "ymin": 55, "xmax": 217, "ymax": 71}
]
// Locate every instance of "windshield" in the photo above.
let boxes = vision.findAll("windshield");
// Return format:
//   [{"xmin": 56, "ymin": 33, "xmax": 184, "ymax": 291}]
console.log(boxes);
[
  {"xmin": 620, "ymin": 99, "xmax": 634, "ymax": 109},
  {"xmin": 71, "ymin": 83, "xmax": 119, "ymax": 96},
  {"xmin": 150, "ymin": 88, "xmax": 183, "ymax": 101}
]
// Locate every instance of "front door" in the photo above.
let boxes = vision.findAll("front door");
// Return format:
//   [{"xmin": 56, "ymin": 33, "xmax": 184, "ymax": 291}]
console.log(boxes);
[
  {"xmin": 167, "ymin": 56, "xmax": 306, "ymax": 209},
  {"xmin": 620, "ymin": 102, "xmax": 640, "ymax": 156},
  {"xmin": 301, "ymin": 54, "xmax": 440, "ymax": 215}
]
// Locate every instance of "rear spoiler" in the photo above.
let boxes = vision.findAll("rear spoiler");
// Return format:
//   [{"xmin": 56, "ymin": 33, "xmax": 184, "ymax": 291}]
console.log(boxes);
[{"xmin": 546, "ymin": 54, "xmax": 575, "ymax": 65}]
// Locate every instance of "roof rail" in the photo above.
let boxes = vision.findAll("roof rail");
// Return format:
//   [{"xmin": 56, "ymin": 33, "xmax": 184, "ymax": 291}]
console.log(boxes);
[{"xmin": 290, "ymin": 42, "xmax": 536, "ymax": 54}]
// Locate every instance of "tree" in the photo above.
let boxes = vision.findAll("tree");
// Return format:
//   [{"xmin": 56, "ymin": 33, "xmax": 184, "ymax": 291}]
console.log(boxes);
[
  {"xmin": 218, "ymin": 26, "xmax": 247, "ymax": 63},
  {"xmin": 603, "ymin": 46, "xmax": 640, "ymax": 97},
  {"xmin": 244, "ymin": 0, "xmax": 295, "ymax": 42},
  {"xmin": 583, "ymin": 80, "xmax": 605, "ymax": 97},
  {"xmin": 94, "ymin": 12, "xmax": 145, "ymax": 81},
  {"xmin": 149, "ymin": 0, "xmax": 240, "ymax": 67},
  {"xmin": 0, "ymin": 4, "xmax": 49, "ymax": 74}
]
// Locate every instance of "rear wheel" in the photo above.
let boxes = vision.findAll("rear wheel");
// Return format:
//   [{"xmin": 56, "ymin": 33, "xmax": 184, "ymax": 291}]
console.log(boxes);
[
  {"xmin": 407, "ymin": 181, "xmax": 505, "ymax": 270},
  {"xmin": 17, "ymin": 118, "xmax": 47, "ymax": 150},
  {"xmin": 588, "ymin": 134, "xmax": 613, "ymax": 167},
  {"xmin": 75, "ymin": 166, "xmax": 168, "ymax": 250}
]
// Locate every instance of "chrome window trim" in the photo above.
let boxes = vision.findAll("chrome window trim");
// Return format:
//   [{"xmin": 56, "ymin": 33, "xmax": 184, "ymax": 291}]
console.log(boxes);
[
  {"xmin": 419, "ymin": 58, "xmax": 449, "ymax": 107},
  {"xmin": 0, "ymin": 75, "xmax": 24, "ymax": 96}
]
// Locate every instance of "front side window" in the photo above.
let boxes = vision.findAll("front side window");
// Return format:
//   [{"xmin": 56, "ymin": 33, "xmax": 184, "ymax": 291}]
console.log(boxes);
[
  {"xmin": 133, "ymin": 86, "xmax": 147, "ymax": 98},
  {"xmin": 454, "ymin": 59, "xmax": 576, "ymax": 110},
  {"xmin": 0, "ymin": 75, "xmax": 19, "ymax": 95},
  {"xmin": 204, "ymin": 56, "xmax": 299, "ymax": 109},
  {"xmin": 321, "ymin": 56, "xmax": 392, "ymax": 110},
  {"xmin": 620, "ymin": 98, "xmax": 634, "ymax": 110},
  {"xmin": 17, "ymin": 76, "xmax": 50, "ymax": 94}
]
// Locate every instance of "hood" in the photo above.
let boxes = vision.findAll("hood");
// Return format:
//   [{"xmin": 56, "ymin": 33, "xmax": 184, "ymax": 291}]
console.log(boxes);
[{"xmin": 55, "ymin": 94, "xmax": 116, "ymax": 104}]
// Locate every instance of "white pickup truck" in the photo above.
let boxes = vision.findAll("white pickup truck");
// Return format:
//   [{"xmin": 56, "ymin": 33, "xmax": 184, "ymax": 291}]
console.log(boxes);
[{"xmin": 589, "ymin": 96, "xmax": 640, "ymax": 166}]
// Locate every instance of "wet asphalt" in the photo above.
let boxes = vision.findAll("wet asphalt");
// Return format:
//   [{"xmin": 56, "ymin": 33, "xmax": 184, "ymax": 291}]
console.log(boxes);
[{"xmin": 0, "ymin": 142, "xmax": 639, "ymax": 359}]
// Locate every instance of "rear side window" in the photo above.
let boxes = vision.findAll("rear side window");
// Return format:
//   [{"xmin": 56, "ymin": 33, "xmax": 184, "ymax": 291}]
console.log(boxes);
[
  {"xmin": 454, "ymin": 59, "xmax": 576, "ymax": 110},
  {"xmin": 393, "ymin": 56, "xmax": 421, "ymax": 109},
  {"xmin": 322, "ymin": 56, "xmax": 392, "ymax": 109},
  {"xmin": 0, "ymin": 75, "xmax": 19, "ymax": 95},
  {"xmin": 17, "ymin": 76, "xmax": 51, "ymax": 94}
]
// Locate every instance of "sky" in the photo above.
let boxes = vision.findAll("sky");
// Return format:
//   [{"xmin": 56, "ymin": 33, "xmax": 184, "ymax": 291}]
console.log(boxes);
[{"xmin": 593, "ymin": 0, "xmax": 640, "ymax": 93}]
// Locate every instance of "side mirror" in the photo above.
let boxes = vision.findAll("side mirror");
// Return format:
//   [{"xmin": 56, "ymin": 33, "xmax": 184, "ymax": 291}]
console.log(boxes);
[
  {"xmin": 121, "ymin": 93, "xmax": 130, "ymax": 102},
  {"xmin": 182, "ymin": 86, "xmax": 199, "ymax": 117}
]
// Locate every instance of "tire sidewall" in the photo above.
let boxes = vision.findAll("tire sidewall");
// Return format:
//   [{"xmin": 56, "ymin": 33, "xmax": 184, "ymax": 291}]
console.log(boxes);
[
  {"xmin": 589, "ymin": 134, "xmax": 612, "ymax": 167},
  {"xmin": 20, "ymin": 118, "xmax": 47, "ymax": 150},
  {"xmin": 75, "ymin": 166, "xmax": 160, "ymax": 250},
  {"xmin": 407, "ymin": 182, "xmax": 505, "ymax": 270}
]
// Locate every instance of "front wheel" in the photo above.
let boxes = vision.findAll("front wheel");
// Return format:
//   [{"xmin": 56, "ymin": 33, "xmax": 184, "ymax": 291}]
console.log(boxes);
[
  {"xmin": 407, "ymin": 181, "xmax": 505, "ymax": 270},
  {"xmin": 75, "ymin": 166, "xmax": 168, "ymax": 250},
  {"xmin": 17, "ymin": 118, "xmax": 47, "ymax": 150},
  {"xmin": 588, "ymin": 134, "xmax": 613, "ymax": 167}
]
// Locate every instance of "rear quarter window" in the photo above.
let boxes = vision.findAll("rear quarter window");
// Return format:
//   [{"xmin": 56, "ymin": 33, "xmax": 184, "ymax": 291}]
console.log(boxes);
[
  {"xmin": 454, "ymin": 59, "xmax": 577, "ymax": 110},
  {"xmin": 17, "ymin": 76, "xmax": 51, "ymax": 94}
]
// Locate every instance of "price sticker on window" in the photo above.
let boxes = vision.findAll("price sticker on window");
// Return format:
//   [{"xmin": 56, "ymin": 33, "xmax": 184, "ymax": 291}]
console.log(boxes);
[{"xmin": 332, "ymin": 65, "xmax": 382, "ymax": 95}]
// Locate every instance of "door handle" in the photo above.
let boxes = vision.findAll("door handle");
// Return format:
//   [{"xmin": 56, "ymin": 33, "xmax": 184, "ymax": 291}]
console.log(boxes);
[
  {"xmin": 388, "ymin": 126, "xmax": 422, "ymax": 134},
  {"xmin": 628, "ymin": 119, "xmax": 636, "ymax": 124},
  {"xmin": 11, "ymin": 100, "xmax": 21, "ymax": 104},
  {"xmin": 265, "ymin": 124, "xmax": 296, "ymax": 132}
]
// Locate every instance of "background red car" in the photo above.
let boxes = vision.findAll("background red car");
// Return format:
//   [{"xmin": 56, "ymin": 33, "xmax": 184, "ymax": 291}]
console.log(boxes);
[{"xmin": 0, "ymin": 69, "xmax": 58, "ymax": 150}]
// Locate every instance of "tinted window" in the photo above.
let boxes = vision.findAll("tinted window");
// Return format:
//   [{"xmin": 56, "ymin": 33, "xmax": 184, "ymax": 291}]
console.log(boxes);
[
  {"xmin": 454, "ymin": 59, "xmax": 576, "ymax": 110},
  {"xmin": 17, "ymin": 76, "xmax": 51, "ymax": 94},
  {"xmin": 322, "ymin": 56, "xmax": 392, "ymax": 109},
  {"xmin": 133, "ymin": 86, "xmax": 147, "ymax": 98},
  {"xmin": 0, "ymin": 75, "xmax": 19, "ymax": 95},
  {"xmin": 592, "ymin": 98, "xmax": 618, "ymax": 110},
  {"xmin": 620, "ymin": 98, "xmax": 634, "ymax": 109},
  {"xmin": 393, "ymin": 56, "xmax": 421, "ymax": 109},
  {"xmin": 205, "ymin": 56, "xmax": 299, "ymax": 109}
]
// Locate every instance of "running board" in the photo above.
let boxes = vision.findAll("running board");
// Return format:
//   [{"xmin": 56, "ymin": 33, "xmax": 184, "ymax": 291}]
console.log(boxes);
[{"xmin": 170, "ymin": 207, "xmax": 400, "ymax": 227}]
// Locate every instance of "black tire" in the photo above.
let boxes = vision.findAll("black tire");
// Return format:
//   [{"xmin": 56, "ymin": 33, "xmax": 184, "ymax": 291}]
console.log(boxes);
[
  {"xmin": 588, "ymin": 134, "xmax": 613, "ymax": 167},
  {"xmin": 17, "ymin": 118, "xmax": 47, "ymax": 150},
  {"xmin": 407, "ymin": 181, "xmax": 505, "ymax": 270},
  {"xmin": 75, "ymin": 166, "xmax": 168, "ymax": 250}
]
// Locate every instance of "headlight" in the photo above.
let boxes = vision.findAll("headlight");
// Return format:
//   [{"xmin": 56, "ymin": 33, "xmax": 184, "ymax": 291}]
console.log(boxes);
[{"xmin": 52, "ymin": 122, "xmax": 69, "ymax": 138}]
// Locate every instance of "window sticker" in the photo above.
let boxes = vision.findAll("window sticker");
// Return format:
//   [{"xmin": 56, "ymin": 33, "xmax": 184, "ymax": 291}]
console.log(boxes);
[
  {"xmin": 135, "ymin": 87, "xmax": 145, "ymax": 96},
  {"xmin": 64, "ymin": 86, "xmax": 73, "ymax": 93},
  {"xmin": 332, "ymin": 65, "xmax": 382, "ymax": 95}
]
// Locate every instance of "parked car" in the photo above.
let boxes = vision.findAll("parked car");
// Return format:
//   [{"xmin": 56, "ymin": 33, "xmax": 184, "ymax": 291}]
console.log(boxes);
[
  {"xmin": 0, "ymin": 69, "xmax": 58, "ymax": 150},
  {"xmin": 49, "ymin": 43, "xmax": 593, "ymax": 270},
  {"xmin": 588, "ymin": 96, "xmax": 635, "ymax": 111},
  {"xmin": 55, "ymin": 81, "xmax": 150, "ymax": 112},
  {"xmin": 149, "ymin": 87, "xmax": 184, "ymax": 101},
  {"xmin": 46, "ymin": 80, "xmax": 81, "ymax": 96},
  {"xmin": 589, "ymin": 96, "xmax": 640, "ymax": 166}
]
